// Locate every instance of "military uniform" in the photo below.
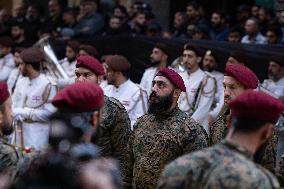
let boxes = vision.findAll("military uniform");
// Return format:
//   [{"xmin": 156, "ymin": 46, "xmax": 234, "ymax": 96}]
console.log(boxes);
[
  {"xmin": 96, "ymin": 96, "xmax": 133, "ymax": 188},
  {"xmin": 12, "ymin": 74, "xmax": 57, "ymax": 150},
  {"xmin": 0, "ymin": 138, "xmax": 21, "ymax": 181},
  {"xmin": 276, "ymin": 154, "xmax": 284, "ymax": 186},
  {"xmin": 158, "ymin": 140, "xmax": 279, "ymax": 189},
  {"xmin": 209, "ymin": 106, "xmax": 277, "ymax": 173},
  {"xmin": 131, "ymin": 107, "xmax": 208, "ymax": 189},
  {"xmin": 178, "ymin": 68, "xmax": 217, "ymax": 133},
  {"xmin": 104, "ymin": 79, "xmax": 148, "ymax": 128},
  {"xmin": 140, "ymin": 67, "xmax": 157, "ymax": 96},
  {"xmin": 0, "ymin": 53, "xmax": 15, "ymax": 82}
]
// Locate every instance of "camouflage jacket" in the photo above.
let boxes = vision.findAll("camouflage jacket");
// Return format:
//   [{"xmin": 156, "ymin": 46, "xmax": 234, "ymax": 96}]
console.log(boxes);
[
  {"xmin": 209, "ymin": 105, "xmax": 277, "ymax": 173},
  {"xmin": 0, "ymin": 138, "xmax": 21, "ymax": 181},
  {"xmin": 96, "ymin": 96, "xmax": 132, "ymax": 189},
  {"xmin": 130, "ymin": 107, "xmax": 208, "ymax": 189},
  {"xmin": 276, "ymin": 154, "xmax": 284, "ymax": 186},
  {"xmin": 158, "ymin": 140, "xmax": 280, "ymax": 189}
]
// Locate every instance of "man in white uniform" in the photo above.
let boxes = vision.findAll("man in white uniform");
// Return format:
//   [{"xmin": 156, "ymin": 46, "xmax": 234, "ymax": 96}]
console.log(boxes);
[
  {"xmin": 261, "ymin": 55, "xmax": 284, "ymax": 167},
  {"xmin": 202, "ymin": 50, "xmax": 224, "ymax": 124},
  {"xmin": 104, "ymin": 55, "xmax": 148, "ymax": 128},
  {"xmin": 140, "ymin": 42, "xmax": 170, "ymax": 96},
  {"xmin": 12, "ymin": 48, "xmax": 57, "ymax": 151},
  {"xmin": 0, "ymin": 37, "xmax": 15, "ymax": 82},
  {"xmin": 57, "ymin": 40, "xmax": 80, "ymax": 88},
  {"xmin": 178, "ymin": 44, "xmax": 217, "ymax": 133},
  {"xmin": 262, "ymin": 56, "xmax": 284, "ymax": 98}
]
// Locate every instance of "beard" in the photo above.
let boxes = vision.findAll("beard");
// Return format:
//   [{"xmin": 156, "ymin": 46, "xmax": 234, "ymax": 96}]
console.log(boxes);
[
  {"xmin": 148, "ymin": 91, "xmax": 173, "ymax": 114},
  {"xmin": 224, "ymin": 95, "xmax": 231, "ymax": 105},
  {"xmin": 67, "ymin": 56, "xmax": 76, "ymax": 63},
  {"xmin": 203, "ymin": 65, "xmax": 214, "ymax": 72},
  {"xmin": 1, "ymin": 119, "xmax": 13, "ymax": 135},
  {"xmin": 150, "ymin": 58, "xmax": 161, "ymax": 66}
]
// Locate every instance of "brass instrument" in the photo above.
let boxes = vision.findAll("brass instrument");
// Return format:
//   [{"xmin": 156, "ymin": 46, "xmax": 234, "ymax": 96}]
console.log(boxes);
[
  {"xmin": 34, "ymin": 37, "xmax": 69, "ymax": 80},
  {"xmin": 170, "ymin": 56, "xmax": 186, "ymax": 73},
  {"xmin": 12, "ymin": 119, "xmax": 25, "ymax": 151}
]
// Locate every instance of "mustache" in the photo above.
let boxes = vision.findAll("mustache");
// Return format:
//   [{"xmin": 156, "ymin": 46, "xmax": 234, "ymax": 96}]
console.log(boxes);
[{"xmin": 224, "ymin": 95, "xmax": 231, "ymax": 101}]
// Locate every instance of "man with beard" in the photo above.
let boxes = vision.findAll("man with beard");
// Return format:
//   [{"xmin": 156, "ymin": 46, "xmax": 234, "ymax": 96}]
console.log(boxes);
[
  {"xmin": 140, "ymin": 42, "xmax": 170, "ymax": 96},
  {"xmin": 262, "ymin": 56, "xmax": 284, "ymax": 99},
  {"xmin": 210, "ymin": 63, "xmax": 278, "ymax": 174},
  {"xmin": 11, "ymin": 48, "xmax": 57, "ymax": 151},
  {"xmin": 131, "ymin": 67, "xmax": 208, "ymax": 189},
  {"xmin": 210, "ymin": 63, "xmax": 259, "ymax": 145},
  {"xmin": 202, "ymin": 50, "xmax": 224, "ymax": 124},
  {"xmin": 10, "ymin": 21, "xmax": 33, "ymax": 50},
  {"xmin": 57, "ymin": 40, "xmax": 80, "ymax": 88},
  {"xmin": 0, "ymin": 36, "xmax": 15, "ymax": 82},
  {"xmin": 261, "ymin": 56, "xmax": 284, "ymax": 168},
  {"xmin": 104, "ymin": 55, "xmax": 148, "ymax": 128},
  {"xmin": 75, "ymin": 55, "xmax": 133, "ymax": 188},
  {"xmin": 178, "ymin": 44, "xmax": 217, "ymax": 133},
  {"xmin": 0, "ymin": 82, "xmax": 21, "ymax": 182},
  {"xmin": 209, "ymin": 10, "xmax": 229, "ymax": 41},
  {"xmin": 158, "ymin": 91, "xmax": 283, "ymax": 189}
]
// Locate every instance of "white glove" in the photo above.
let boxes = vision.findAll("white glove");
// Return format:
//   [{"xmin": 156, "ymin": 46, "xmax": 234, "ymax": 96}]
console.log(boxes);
[{"xmin": 13, "ymin": 107, "xmax": 32, "ymax": 121}]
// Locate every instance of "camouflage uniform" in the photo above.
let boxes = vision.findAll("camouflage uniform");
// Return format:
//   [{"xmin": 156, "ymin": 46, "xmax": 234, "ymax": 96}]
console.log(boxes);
[
  {"xmin": 0, "ymin": 138, "xmax": 21, "ymax": 181},
  {"xmin": 276, "ymin": 154, "xmax": 284, "ymax": 186},
  {"xmin": 130, "ymin": 107, "xmax": 208, "ymax": 189},
  {"xmin": 209, "ymin": 105, "xmax": 230, "ymax": 145},
  {"xmin": 96, "ymin": 96, "xmax": 133, "ymax": 189},
  {"xmin": 158, "ymin": 140, "xmax": 280, "ymax": 189},
  {"xmin": 209, "ymin": 105, "xmax": 277, "ymax": 173}
]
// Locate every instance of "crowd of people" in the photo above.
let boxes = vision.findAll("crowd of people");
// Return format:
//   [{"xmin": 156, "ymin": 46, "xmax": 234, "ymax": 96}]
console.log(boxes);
[
  {"xmin": 0, "ymin": 0, "xmax": 284, "ymax": 46},
  {"xmin": 0, "ymin": 0, "xmax": 284, "ymax": 189}
]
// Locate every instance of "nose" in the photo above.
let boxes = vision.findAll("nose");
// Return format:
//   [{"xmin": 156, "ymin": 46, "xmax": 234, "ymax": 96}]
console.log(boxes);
[{"xmin": 151, "ymin": 83, "xmax": 158, "ymax": 93}]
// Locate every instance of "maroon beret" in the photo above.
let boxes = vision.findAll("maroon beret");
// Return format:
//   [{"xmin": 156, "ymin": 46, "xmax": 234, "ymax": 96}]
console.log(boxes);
[
  {"xmin": 156, "ymin": 68, "xmax": 186, "ymax": 92},
  {"xmin": 229, "ymin": 50, "xmax": 248, "ymax": 65},
  {"xmin": 52, "ymin": 82, "xmax": 104, "ymax": 112},
  {"xmin": 0, "ymin": 36, "xmax": 13, "ymax": 47},
  {"xmin": 155, "ymin": 42, "xmax": 170, "ymax": 56},
  {"xmin": 183, "ymin": 43, "xmax": 203, "ymax": 57},
  {"xmin": 229, "ymin": 90, "xmax": 284, "ymax": 124},
  {"xmin": 79, "ymin": 44, "xmax": 98, "ymax": 57},
  {"xmin": 269, "ymin": 55, "xmax": 284, "ymax": 66},
  {"xmin": 225, "ymin": 63, "xmax": 259, "ymax": 89},
  {"xmin": 67, "ymin": 40, "xmax": 80, "ymax": 53},
  {"xmin": 105, "ymin": 55, "xmax": 131, "ymax": 71},
  {"xmin": 0, "ymin": 82, "xmax": 10, "ymax": 105},
  {"xmin": 76, "ymin": 55, "xmax": 105, "ymax": 76},
  {"xmin": 20, "ymin": 48, "xmax": 44, "ymax": 63}
]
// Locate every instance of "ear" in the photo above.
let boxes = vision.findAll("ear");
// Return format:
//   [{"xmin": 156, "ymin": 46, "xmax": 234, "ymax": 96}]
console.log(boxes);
[
  {"xmin": 97, "ymin": 75, "xmax": 103, "ymax": 84},
  {"xmin": 173, "ymin": 89, "xmax": 181, "ymax": 98},
  {"xmin": 92, "ymin": 111, "xmax": 100, "ymax": 130},
  {"xmin": 162, "ymin": 54, "xmax": 168, "ymax": 62},
  {"xmin": 259, "ymin": 123, "xmax": 273, "ymax": 144},
  {"xmin": 197, "ymin": 56, "xmax": 202, "ymax": 63}
]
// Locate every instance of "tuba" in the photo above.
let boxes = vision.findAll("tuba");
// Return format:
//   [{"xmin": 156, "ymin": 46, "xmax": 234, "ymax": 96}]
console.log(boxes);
[
  {"xmin": 170, "ymin": 56, "xmax": 187, "ymax": 73},
  {"xmin": 34, "ymin": 36, "xmax": 69, "ymax": 81}
]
